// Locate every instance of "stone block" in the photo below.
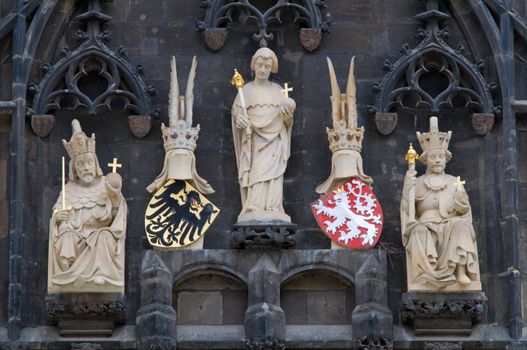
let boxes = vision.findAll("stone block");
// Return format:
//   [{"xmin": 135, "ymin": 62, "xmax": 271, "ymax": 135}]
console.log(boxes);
[
  {"xmin": 177, "ymin": 291, "xmax": 223, "ymax": 325},
  {"xmin": 281, "ymin": 291, "xmax": 307, "ymax": 324},
  {"xmin": 307, "ymin": 291, "xmax": 347, "ymax": 325},
  {"xmin": 223, "ymin": 289, "xmax": 247, "ymax": 325}
]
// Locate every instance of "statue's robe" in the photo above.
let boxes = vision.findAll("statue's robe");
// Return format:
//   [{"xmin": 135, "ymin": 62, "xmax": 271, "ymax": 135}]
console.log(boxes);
[
  {"xmin": 48, "ymin": 176, "xmax": 127, "ymax": 291},
  {"xmin": 232, "ymin": 81, "xmax": 293, "ymax": 222},
  {"xmin": 401, "ymin": 174, "xmax": 481, "ymax": 290}
]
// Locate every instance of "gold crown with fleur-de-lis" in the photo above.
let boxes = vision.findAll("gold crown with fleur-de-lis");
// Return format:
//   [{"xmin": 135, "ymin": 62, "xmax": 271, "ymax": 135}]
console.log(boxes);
[{"xmin": 62, "ymin": 119, "xmax": 96, "ymax": 158}]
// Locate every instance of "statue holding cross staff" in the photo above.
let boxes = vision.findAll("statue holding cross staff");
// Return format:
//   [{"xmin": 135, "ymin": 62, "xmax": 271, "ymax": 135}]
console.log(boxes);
[
  {"xmin": 400, "ymin": 117, "xmax": 481, "ymax": 292},
  {"xmin": 231, "ymin": 47, "xmax": 296, "ymax": 223}
]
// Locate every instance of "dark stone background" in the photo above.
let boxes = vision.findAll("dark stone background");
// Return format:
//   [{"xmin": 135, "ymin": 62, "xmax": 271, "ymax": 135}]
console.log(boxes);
[{"xmin": 0, "ymin": 0, "xmax": 525, "ymax": 333}]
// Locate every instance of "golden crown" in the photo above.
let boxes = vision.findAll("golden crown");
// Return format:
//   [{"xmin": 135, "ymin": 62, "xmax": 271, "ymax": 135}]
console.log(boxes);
[
  {"xmin": 327, "ymin": 119, "xmax": 364, "ymax": 153},
  {"xmin": 416, "ymin": 116, "xmax": 451, "ymax": 153},
  {"xmin": 62, "ymin": 119, "xmax": 96, "ymax": 158}
]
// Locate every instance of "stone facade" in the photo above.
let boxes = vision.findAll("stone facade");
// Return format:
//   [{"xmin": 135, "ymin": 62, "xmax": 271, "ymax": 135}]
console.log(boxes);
[{"xmin": 0, "ymin": 0, "xmax": 526, "ymax": 349}]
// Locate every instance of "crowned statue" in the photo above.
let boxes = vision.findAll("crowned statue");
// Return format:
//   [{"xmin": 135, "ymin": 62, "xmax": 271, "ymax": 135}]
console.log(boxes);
[
  {"xmin": 401, "ymin": 116, "xmax": 481, "ymax": 292},
  {"xmin": 231, "ymin": 47, "xmax": 296, "ymax": 223},
  {"xmin": 48, "ymin": 120, "xmax": 127, "ymax": 293}
]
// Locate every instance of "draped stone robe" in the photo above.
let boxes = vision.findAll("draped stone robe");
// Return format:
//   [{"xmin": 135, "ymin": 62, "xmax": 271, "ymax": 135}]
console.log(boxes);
[
  {"xmin": 48, "ymin": 176, "xmax": 127, "ymax": 293},
  {"xmin": 232, "ymin": 81, "xmax": 293, "ymax": 223},
  {"xmin": 401, "ymin": 173, "xmax": 481, "ymax": 291}
]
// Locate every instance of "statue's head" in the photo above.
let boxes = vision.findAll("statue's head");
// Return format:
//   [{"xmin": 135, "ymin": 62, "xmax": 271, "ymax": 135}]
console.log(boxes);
[
  {"xmin": 416, "ymin": 116, "xmax": 452, "ymax": 173},
  {"xmin": 251, "ymin": 47, "xmax": 278, "ymax": 81},
  {"xmin": 62, "ymin": 120, "xmax": 103, "ymax": 184}
]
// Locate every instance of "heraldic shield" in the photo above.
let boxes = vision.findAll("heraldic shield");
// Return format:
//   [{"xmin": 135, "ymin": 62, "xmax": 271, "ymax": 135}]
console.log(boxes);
[
  {"xmin": 145, "ymin": 179, "xmax": 219, "ymax": 249},
  {"xmin": 311, "ymin": 178, "xmax": 383, "ymax": 249}
]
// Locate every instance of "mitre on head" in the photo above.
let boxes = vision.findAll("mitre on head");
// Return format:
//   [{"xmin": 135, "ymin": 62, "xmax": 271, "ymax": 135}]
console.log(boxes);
[{"xmin": 62, "ymin": 119, "xmax": 96, "ymax": 158}]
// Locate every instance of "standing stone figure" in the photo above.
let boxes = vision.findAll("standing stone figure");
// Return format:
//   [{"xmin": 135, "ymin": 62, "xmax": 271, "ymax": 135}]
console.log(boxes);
[
  {"xmin": 401, "ymin": 117, "xmax": 481, "ymax": 292},
  {"xmin": 48, "ymin": 119, "xmax": 127, "ymax": 293},
  {"xmin": 231, "ymin": 48, "xmax": 296, "ymax": 223}
]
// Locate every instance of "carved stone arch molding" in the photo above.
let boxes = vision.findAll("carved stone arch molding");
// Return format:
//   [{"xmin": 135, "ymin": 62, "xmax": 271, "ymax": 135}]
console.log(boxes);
[
  {"xmin": 197, "ymin": 0, "xmax": 331, "ymax": 51},
  {"xmin": 371, "ymin": 0, "xmax": 497, "ymax": 136},
  {"xmin": 30, "ymin": 0, "xmax": 156, "ymax": 138}
]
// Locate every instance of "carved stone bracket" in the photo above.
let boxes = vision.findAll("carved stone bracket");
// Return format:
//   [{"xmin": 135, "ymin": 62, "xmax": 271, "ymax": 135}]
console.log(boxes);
[
  {"xmin": 353, "ymin": 335, "xmax": 393, "ymax": 350},
  {"xmin": 245, "ymin": 336, "xmax": 285, "ymax": 350},
  {"xmin": 128, "ymin": 115, "xmax": 152, "ymax": 138},
  {"xmin": 401, "ymin": 292, "xmax": 486, "ymax": 336},
  {"xmin": 232, "ymin": 222, "xmax": 297, "ymax": 249},
  {"xmin": 371, "ymin": 0, "xmax": 497, "ymax": 136},
  {"xmin": 30, "ymin": 0, "xmax": 154, "ymax": 138},
  {"xmin": 30, "ymin": 114, "xmax": 55, "ymax": 138},
  {"xmin": 197, "ymin": 0, "xmax": 330, "ymax": 51},
  {"xmin": 46, "ymin": 294, "xmax": 126, "ymax": 337}
]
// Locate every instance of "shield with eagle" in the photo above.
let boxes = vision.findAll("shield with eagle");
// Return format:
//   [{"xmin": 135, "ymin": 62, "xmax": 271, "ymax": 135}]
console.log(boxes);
[
  {"xmin": 311, "ymin": 178, "xmax": 383, "ymax": 249},
  {"xmin": 145, "ymin": 179, "xmax": 220, "ymax": 249}
]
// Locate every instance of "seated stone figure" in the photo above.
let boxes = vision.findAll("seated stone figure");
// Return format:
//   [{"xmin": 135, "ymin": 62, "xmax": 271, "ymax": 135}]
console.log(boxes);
[
  {"xmin": 48, "ymin": 120, "xmax": 127, "ymax": 293},
  {"xmin": 401, "ymin": 117, "xmax": 481, "ymax": 292}
]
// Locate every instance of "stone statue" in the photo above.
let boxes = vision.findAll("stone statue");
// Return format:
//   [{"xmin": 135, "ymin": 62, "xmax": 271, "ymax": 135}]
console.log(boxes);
[
  {"xmin": 147, "ymin": 56, "xmax": 213, "ymax": 195},
  {"xmin": 316, "ymin": 56, "xmax": 372, "ymax": 195},
  {"xmin": 401, "ymin": 117, "xmax": 481, "ymax": 292},
  {"xmin": 231, "ymin": 47, "xmax": 295, "ymax": 223},
  {"xmin": 48, "ymin": 120, "xmax": 127, "ymax": 293}
]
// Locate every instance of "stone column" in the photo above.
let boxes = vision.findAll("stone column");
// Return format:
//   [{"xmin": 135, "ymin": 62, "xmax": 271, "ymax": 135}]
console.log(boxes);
[
  {"xmin": 352, "ymin": 252, "xmax": 393, "ymax": 350},
  {"xmin": 136, "ymin": 251, "xmax": 177, "ymax": 350},
  {"xmin": 244, "ymin": 253, "xmax": 285, "ymax": 350}
]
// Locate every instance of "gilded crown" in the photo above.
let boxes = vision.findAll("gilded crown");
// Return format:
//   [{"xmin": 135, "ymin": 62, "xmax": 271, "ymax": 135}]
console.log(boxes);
[
  {"xmin": 161, "ymin": 119, "xmax": 199, "ymax": 151},
  {"xmin": 327, "ymin": 119, "xmax": 364, "ymax": 153},
  {"xmin": 62, "ymin": 119, "xmax": 96, "ymax": 158},
  {"xmin": 416, "ymin": 116, "xmax": 451, "ymax": 153}
]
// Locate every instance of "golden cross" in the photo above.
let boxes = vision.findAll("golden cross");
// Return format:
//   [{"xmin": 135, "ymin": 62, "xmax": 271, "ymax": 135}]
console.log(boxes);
[
  {"xmin": 453, "ymin": 176, "xmax": 466, "ymax": 191},
  {"xmin": 281, "ymin": 83, "xmax": 293, "ymax": 98},
  {"xmin": 108, "ymin": 157, "xmax": 122, "ymax": 173}
]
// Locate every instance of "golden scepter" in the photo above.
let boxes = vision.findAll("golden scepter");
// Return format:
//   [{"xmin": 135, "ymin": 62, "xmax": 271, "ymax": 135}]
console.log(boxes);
[
  {"xmin": 405, "ymin": 143, "xmax": 419, "ymax": 220},
  {"xmin": 230, "ymin": 69, "xmax": 251, "ymax": 136}
]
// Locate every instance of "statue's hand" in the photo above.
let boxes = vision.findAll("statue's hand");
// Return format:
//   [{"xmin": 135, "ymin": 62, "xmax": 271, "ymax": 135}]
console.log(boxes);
[
  {"xmin": 55, "ymin": 209, "xmax": 71, "ymax": 223},
  {"xmin": 236, "ymin": 113, "xmax": 250, "ymax": 130},
  {"xmin": 404, "ymin": 169, "xmax": 417, "ymax": 191},
  {"xmin": 106, "ymin": 172, "xmax": 122, "ymax": 189},
  {"xmin": 280, "ymin": 98, "xmax": 296, "ymax": 121}
]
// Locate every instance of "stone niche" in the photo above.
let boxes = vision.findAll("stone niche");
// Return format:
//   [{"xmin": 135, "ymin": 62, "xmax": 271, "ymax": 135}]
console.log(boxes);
[
  {"xmin": 281, "ymin": 270, "xmax": 355, "ymax": 325},
  {"xmin": 174, "ymin": 272, "xmax": 248, "ymax": 326}
]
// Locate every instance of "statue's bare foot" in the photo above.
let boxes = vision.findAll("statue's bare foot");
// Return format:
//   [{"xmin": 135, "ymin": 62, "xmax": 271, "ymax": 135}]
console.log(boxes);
[
  {"xmin": 456, "ymin": 266, "xmax": 471, "ymax": 285},
  {"xmin": 93, "ymin": 277, "xmax": 105, "ymax": 285}
]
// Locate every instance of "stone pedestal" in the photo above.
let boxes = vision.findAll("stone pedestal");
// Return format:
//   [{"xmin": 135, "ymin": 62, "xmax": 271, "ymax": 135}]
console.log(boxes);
[
  {"xmin": 232, "ymin": 221, "xmax": 296, "ymax": 249},
  {"xmin": 401, "ymin": 292, "xmax": 486, "ymax": 336},
  {"xmin": 45, "ymin": 293, "xmax": 126, "ymax": 337}
]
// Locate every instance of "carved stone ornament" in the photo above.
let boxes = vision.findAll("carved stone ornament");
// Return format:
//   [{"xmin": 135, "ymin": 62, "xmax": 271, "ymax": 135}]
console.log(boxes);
[
  {"xmin": 146, "ymin": 56, "xmax": 214, "ymax": 195},
  {"xmin": 232, "ymin": 222, "xmax": 296, "ymax": 249},
  {"xmin": 71, "ymin": 344, "xmax": 104, "ymax": 350},
  {"xmin": 197, "ymin": 0, "xmax": 330, "ymax": 50},
  {"xmin": 424, "ymin": 342, "xmax": 463, "ymax": 350},
  {"xmin": 128, "ymin": 115, "xmax": 152, "ymax": 138},
  {"xmin": 48, "ymin": 120, "xmax": 127, "ymax": 293},
  {"xmin": 46, "ymin": 299, "xmax": 127, "ymax": 326},
  {"xmin": 470, "ymin": 113, "xmax": 495, "ymax": 136},
  {"xmin": 371, "ymin": 0, "xmax": 496, "ymax": 135},
  {"xmin": 231, "ymin": 48, "xmax": 295, "ymax": 223},
  {"xmin": 354, "ymin": 335, "xmax": 393, "ymax": 350},
  {"xmin": 374, "ymin": 112, "xmax": 398, "ymax": 136},
  {"xmin": 245, "ymin": 336, "xmax": 285, "ymax": 350},
  {"xmin": 316, "ymin": 57, "xmax": 373, "ymax": 196},
  {"xmin": 30, "ymin": 0, "xmax": 154, "ymax": 138},
  {"xmin": 401, "ymin": 117, "xmax": 482, "ymax": 292},
  {"xmin": 30, "ymin": 114, "xmax": 55, "ymax": 138}
]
